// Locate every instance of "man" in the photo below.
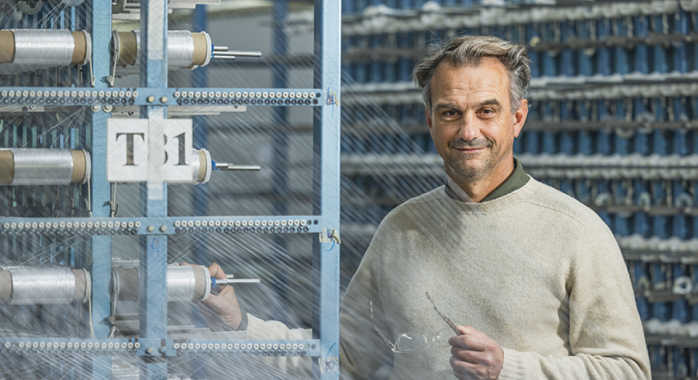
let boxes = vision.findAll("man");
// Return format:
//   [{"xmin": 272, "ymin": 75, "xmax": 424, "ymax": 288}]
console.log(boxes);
[{"xmin": 197, "ymin": 36, "xmax": 651, "ymax": 379}]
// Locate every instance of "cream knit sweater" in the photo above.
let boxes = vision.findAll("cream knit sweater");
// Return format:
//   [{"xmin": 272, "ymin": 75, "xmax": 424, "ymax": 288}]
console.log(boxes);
[{"xmin": 246, "ymin": 178, "xmax": 651, "ymax": 380}]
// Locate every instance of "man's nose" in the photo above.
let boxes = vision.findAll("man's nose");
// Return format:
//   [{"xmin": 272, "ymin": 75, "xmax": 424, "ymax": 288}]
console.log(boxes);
[{"xmin": 456, "ymin": 112, "xmax": 481, "ymax": 141}]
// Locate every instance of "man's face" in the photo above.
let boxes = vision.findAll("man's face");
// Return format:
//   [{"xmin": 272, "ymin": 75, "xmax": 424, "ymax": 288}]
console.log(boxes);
[{"xmin": 426, "ymin": 57, "xmax": 527, "ymax": 182}]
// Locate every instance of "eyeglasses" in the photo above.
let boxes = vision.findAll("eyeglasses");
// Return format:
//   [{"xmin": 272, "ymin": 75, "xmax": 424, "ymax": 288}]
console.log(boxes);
[
  {"xmin": 369, "ymin": 292, "xmax": 460, "ymax": 353},
  {"xmin": 425, "ymin": 291, "xmax": 460, "ymax": 336}
]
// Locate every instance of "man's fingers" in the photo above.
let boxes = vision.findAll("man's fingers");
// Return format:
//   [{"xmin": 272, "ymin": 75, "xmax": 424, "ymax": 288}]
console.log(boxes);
[
  {"xmin": 179, "ymin": 262, "xmax": 227, "ymax": 281},
  {"xmin": 450, "ymin": 356, "xmax": 487, "ymax": 380},
  {"xmin": 208, "ymin": 262, "xmax": 227, "ymax": 280},
  {"xmin": 218, "ymin": 285, "xmax": 235, "ymax": 297},
  {"xmin": 452, "ymin": 347, "xmax": 482, "ymax": 364},
  {"xmin": 449, "ymin": 334, "xmax": 487, "ymax": 351},
  {"xmin": 456, "ymin": 325, "xmax": 479, "ymax": 336},
  {"xmin": 451, "ymin": 347, "xmax": 499, "ymax": 368}
]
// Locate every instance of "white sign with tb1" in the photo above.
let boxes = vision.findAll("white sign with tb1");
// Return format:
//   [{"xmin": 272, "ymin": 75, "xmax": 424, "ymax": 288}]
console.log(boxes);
[{"xmin": 107, "ymin": 119, "xmax": 193, "ymax": 183}]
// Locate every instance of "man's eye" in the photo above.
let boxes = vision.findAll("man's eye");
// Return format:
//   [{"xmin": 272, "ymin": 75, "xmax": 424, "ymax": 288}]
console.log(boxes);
[{"xmin": 443, "ymin": 110, "xmax": 458, "ymax": 116}]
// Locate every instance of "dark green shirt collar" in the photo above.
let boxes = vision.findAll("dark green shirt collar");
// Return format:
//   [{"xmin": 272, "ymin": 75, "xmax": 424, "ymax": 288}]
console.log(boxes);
[{"xmin": 444, "ymin": 158, "xmax": 530, "ymax": 202}]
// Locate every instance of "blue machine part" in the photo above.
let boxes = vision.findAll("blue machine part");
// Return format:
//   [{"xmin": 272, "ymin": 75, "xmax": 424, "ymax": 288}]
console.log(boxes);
[
  {"xmin": 313, "ymin": 0, "xmax": 342, "ymax": 377},
  {"xmin": 560, "ymin": 22, "xmax": 574, "ymax": 77},
  {"xmin": 575, "ymin": 179, "xmax": 591, "ymax": 205},
  {"xmin": 577, "ymin": 21, "xmax": 593, "ymax": 76},
  {"xmin": 672, "ymin": 264, "xmax": 689, "ymax": 323},
  {"xmin": 653, "ymin": 129, "xmax": 669, "ymax": 155},
  {"xmin": 542, "ymin": 131, "xmax": 556, "ymax": 154},
  {"xmin": 612, "ymin": 19, "xmax": 630, "ymax": 75},
  {"xmin": 542, "ymin": 24, "xmax": 557, "ymax": 77},
  {"xmin": 526, "ymin": 24, "xmax": 541, "ymax": 78},
  {"xmin": 398, "ymin": 32, "xmax": 414, "ymax": 82},
  {"xmin": 577, "ymin": 130, "xmax": 593, "ymax": 155},
  {"xmin": 596, "ymin": 19, "xmax": 612, "ymax": 76},
  {"xmin": 634, "ymin": 15, "xmax": 650, "ymax": 74},
  {"xmin": 370, "ymin": 34, "xmax": 383, "ymax": 83},
  {"xmin": 597, "ymin": 129, "xmax": 612, "ymax": 156},
  {"xmin": 650, "ymin": 346, "xmax": 667, "ymax": 374},
  {"xmin": 674, "ymin": 347, "xmax": 689, "ymax": 378},
  {"xmin": 674, "ymin": 10, "xmax": 689, "ymax": 73}
]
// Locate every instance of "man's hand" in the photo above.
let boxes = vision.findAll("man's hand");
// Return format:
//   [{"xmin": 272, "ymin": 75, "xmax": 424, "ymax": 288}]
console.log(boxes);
[
  {"xmin": 180, "ymin": 262, "xmax": 242, "ymax": 331},
  {"xmin": 449, "ymin": 325, "xmax": 504, "ymax": 380}
]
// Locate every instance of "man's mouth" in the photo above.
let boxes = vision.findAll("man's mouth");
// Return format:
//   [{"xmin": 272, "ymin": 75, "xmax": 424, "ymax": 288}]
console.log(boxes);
[{"xmin": 453, "ymin": 146, "xmax": 487, "ymax": 153}]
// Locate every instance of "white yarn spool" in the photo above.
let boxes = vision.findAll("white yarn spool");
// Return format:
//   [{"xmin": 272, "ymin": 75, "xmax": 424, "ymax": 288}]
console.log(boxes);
[
  {"xmin": 0, "ymin": 149, "xmax": 91, "ymax": 186},
  {"xmin": 112, "ymin": 30, "xmax": 212, "ymax": 77},
  {"xmin": 1, "ymin": 267, "xmax": 90, "ymax": 305},
  {"xmin": 112, "ymin": 265, "xmax": 210, "ymax": 302},
  {"xmin": 0, "ymin": 29, "xmax": 90, "ymax": 75}
]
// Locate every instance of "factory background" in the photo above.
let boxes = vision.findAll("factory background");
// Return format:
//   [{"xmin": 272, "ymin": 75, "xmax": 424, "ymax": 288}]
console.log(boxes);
[{"xmin": 0, "ymin": 0, "xmax": 693, "ymax": 379}]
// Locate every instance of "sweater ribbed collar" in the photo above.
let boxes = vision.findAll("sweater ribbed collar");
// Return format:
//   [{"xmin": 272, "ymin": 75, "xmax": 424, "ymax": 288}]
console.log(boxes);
[
  {"xmin": 441, "ymin": 177, "xmax": 540, "ymax": 215},
  {"xmin": 444, "ymin": 158, "xmax": 530, "ymax": 203}
]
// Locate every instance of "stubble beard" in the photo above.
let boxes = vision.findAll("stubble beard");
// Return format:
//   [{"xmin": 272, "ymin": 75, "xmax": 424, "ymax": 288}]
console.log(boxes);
[{"xmin": 445, "ymin": 138, "xmax": 499, "ymax": 182}]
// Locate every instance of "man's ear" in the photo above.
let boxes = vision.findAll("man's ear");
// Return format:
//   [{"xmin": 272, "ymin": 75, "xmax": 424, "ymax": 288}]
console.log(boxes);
[{"xmin": 513, "ymin": 99, "xmax": 528, "ymax": 138}]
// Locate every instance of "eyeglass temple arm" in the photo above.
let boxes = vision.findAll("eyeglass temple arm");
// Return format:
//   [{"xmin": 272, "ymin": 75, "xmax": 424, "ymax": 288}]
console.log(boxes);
[
  {"xmin": 425, "ymin": 292, "xmax": 462, "ymax": 336},
  {"xmin": 369, "ymin": 300, "xmax": 398, "ymax": 351}
]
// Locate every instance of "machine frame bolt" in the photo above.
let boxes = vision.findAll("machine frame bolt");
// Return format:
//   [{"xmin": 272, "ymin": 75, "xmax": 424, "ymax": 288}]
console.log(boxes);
[
  {"xmin": 160, "ymin": 225, "xmax": 167, "ymax": 232},
  {"xmin": 159, "ymin": 96, "xmax": 168, "ymax": 103},
  {"xmin": 146, "ymin": 95, "xmax": 155, "ymax": 103},
  {"xmin": 147, "ymin": 225, "xmax": 154, "ymax": 232},
  {"xmin": 145, "ymin": 347, "xmax": 154, "ymax": 355}
]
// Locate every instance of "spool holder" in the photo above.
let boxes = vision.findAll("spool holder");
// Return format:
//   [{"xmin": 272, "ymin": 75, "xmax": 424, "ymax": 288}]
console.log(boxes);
[
  {"xmin": 0, "ymin": 337, "xmax": 321, "ymax": 358},
  {"xmin": 109, "ymin": 30, "xmax": 260, "ymax": 84},
  {"xmin": 0, "ymin": 87, "xmax": 324, "ymax": 108},
  {"xmin": 0, "ymin": 216, "xmax": 323, "ymax": 237}
]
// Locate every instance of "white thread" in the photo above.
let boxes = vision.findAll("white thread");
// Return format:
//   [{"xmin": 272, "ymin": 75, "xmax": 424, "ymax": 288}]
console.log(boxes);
[
  {"xmin": 9, "ymin": 267, "xmax": 75, "ymax": 305},
  {"xmin": 0, "ymin": 30, "xmax": 79, "ymax": 75}
]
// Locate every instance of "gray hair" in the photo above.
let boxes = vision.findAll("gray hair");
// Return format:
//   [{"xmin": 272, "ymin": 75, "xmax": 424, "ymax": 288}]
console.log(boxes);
[{"xmin": 414, "ymin": 35, "xmax": 531, "ymax": 113}]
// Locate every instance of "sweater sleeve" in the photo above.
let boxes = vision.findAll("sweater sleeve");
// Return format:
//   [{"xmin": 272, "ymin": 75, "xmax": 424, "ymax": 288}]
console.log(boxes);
[
  {"xmin": 245, "ymin": 313, "xmax": 313, "ymax": 377},
  {"xmin": 498, "ymin": 217, "xmax": 651, "ymax": 380},
  {"xmin": 338, "ymin": 236, "xmax": 394, "ymax": 379},
  {"xmin": 243, "ymin": 223, "xmax": 394, "ymax": 380}
]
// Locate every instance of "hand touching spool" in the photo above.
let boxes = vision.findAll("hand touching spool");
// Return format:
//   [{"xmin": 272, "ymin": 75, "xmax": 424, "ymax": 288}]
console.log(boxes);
[
  {"xmin": 112, "ymin": 265, "xmax": 211, "ymax": 303},
  {"xmin": 111, "ymin": 265, "xmax": 260, "ymax": 303},
  {"xmin": 0, "ymin": 265, "xmax": 259, "ymax": 305}
]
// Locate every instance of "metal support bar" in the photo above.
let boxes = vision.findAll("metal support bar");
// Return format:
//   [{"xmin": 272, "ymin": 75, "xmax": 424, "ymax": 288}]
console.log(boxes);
[
  {"xmin": 89, "ymin": 0, "xmax": 114, "ymax": 378},
  {"xmin": 312, "ymin": 0, "xmax": 342, "ymax": 378},
  {"xmin": 139, "ymin": 0, "xmax": 169, "ymax": 379}
]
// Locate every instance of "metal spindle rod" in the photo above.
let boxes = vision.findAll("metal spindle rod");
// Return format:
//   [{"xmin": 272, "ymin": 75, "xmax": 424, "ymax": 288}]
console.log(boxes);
[
  {"xmin": 212, "ymin": 51, "xmax": 262, "ymax": 58},
  {"xmin": 216, "ymin": 279, "xmax": 261, "ymax": 285},
  {"xmin": 215, "ymin": 163, "xmax": 262, "ymax": 171},
  {"xmin": 213, "ymin": 46, "xmax": 228, "ymax": 51}
]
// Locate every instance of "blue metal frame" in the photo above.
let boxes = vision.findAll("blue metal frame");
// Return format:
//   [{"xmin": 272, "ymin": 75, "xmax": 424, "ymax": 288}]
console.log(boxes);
[
  {"xmin": 89, "ymin": 0, "xmax": 114, "ymax": 378},
  {"xmin": 312, "ymin": 0, "xmax": 342, "ymax": 378},
  {"xmin": 192, "ymin": 4, "xmax": 210, "ymax": 270},
  {"xmin": 139, "ymin": 1, "xmax": 169, "ymax": 379},
  {"xmin": 271, "ymin": 0, "xmax": 293, "ymax": 326},
  {"xmin": 0, "ymin": 0, "xmax": 342, "ymax": 378}
]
